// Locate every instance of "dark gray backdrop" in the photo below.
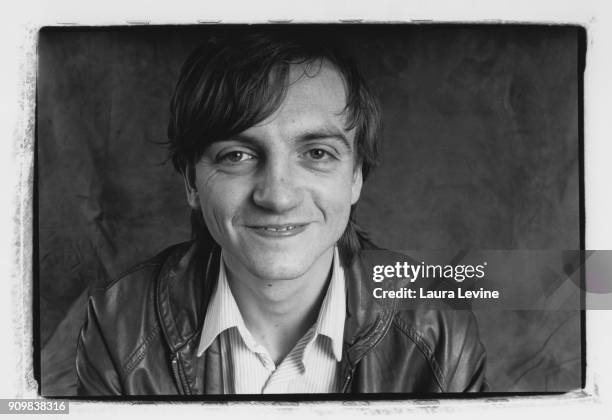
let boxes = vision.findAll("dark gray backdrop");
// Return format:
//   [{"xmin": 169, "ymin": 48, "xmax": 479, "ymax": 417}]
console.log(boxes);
[{"xmin": 37, "ymin": 25, "xmax": 582, "ymax": 395}]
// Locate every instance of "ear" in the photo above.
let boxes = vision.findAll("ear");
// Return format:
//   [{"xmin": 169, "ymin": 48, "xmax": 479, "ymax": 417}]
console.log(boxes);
[
  {"xmin": 351, "ymin": 164, "xmax": 363, "ymax": 205},
  {"xmin": 182, "ymin": 164, "xmax": 201, "ymax": 210}
]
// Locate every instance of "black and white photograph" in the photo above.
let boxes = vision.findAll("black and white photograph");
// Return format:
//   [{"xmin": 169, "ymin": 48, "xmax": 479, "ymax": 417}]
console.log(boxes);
[{"xmin": 36, "ymin": 24, "xmax": 583, "ymax": 397}]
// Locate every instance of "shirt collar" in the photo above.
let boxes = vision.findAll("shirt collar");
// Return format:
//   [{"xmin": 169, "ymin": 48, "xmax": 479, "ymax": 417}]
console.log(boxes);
[
  {"xmin": 197, "ymin": 255, "xmax": 257, "ymax": 357},
  {"xmin": 314, "ymin": 246, "xmax": 346, "ymax": 361},
  {"xmin": 197, "ymin": 247, "xmax": 346, "ymax": 362}
]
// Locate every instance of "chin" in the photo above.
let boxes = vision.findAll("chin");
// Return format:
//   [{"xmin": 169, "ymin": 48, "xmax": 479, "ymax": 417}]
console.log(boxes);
[
  {"xmin": 225, "ymin": 237, "xmax": 338, "ymax": 281},
  {"xmin": 246, "ymin": 258, "xmax": 312, "ymax": 281}
]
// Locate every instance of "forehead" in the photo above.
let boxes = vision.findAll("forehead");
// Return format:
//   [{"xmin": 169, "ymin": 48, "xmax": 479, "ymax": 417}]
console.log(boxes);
[{"xmin": 243, "ymin": 62, "xmax": 353, "ymax": 140}]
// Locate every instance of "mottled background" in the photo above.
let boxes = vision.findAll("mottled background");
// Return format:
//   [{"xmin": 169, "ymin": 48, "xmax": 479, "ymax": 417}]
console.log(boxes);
[{"xmin": 36, "ymin": 25, "xmax": 583, "ymax": 395}]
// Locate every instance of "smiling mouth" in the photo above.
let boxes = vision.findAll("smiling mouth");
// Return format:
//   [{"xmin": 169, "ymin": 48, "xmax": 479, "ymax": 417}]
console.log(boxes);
[
  {"xmin": 256, "ymin": 225, "xmax": 303, "ymax": 232},
  {"xmin": 246, "ymin": 223, "xmax": 309, "ymax": 236}
]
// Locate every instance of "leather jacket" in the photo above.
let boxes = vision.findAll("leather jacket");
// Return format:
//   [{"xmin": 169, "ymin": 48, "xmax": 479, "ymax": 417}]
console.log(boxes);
[{"xmin": 76, "ymin": 239, "xmax": 487, "ymax": 396}]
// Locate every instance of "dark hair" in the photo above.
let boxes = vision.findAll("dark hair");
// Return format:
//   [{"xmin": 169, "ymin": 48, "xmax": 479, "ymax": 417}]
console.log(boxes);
[{"xmin": 167, "ymin": 30, "xmax": 382, "ymax": 264}]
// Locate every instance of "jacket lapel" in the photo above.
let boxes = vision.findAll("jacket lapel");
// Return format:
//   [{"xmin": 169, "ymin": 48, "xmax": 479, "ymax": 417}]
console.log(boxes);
[
  {"xmin": 156, "ymin": 239, "xmax": 221, "ymax": 394},
  {"xmin": 340, "ymin": 249, "xmax": 396, "ymax": 391}
]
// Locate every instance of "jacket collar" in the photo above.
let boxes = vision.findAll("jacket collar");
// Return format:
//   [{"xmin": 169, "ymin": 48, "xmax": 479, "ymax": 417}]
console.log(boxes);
[
  {"xmin": 342, "ymin": 252, "xmax": 396, "ymax": 366},
  {"xmin": 155, "ymin": 239, "xmax": 395, "ymax": 367},
  {"xmin": 155, "ymin": 240, "xmax": 220, "ymax": 354}
]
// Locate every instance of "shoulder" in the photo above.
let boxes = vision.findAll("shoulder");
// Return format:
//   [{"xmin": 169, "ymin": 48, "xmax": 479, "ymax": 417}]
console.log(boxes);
[
  {"xmin": 391, "ymin": 307, "xmax": 482, "ymax": 360},
  {"xmin": 87, "ymin": 242, "xmax": 192, "ymax": 319},
  {"xmin": 354, "ymin": 246, "xmax": 483, "ymax": 357},
  {"xmin": 352, "ymin": 246, "xmax": 487, "ymax": 391},
  {"xmin": 390, "ymin": 306, "xmax": 486, "ymax": 392},
  {"xmin": 83, "ymin": 242, "xmax": 195, "ymax": 363}
]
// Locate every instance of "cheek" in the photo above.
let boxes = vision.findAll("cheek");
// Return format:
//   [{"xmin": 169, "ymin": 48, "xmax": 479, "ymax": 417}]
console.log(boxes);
[
  {"xmin": 314, "ymin": 175, "xmax": 355, "ymax": 225},
  {"xmin": 195, "ymin": 172, "xmax": 251, "ymax": 231}
]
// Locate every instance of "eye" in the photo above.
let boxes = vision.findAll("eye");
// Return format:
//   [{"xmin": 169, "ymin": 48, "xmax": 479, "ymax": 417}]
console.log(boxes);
[
  {"xmin": 306, "ymin": 148, "xmax": 333, "ymax": 160},
  {"xmin": 217, "ymin": 150, "xmax": 255, "ymax": 164}
]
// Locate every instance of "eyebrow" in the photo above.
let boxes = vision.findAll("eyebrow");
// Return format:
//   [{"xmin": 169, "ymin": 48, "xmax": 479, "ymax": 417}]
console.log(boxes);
[
  {"xmin": 299, "ymin": 128, "xmax": 352, "ymax": 152},
  {"xmin": 225, "ymin": 127, "xmax": 352, "ymax": 152}
]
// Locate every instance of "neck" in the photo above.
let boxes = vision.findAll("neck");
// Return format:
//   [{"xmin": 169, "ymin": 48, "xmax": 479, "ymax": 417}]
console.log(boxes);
[{"xmin": 223, "ymin": 248, "xmax": 335, "ymax": 364}]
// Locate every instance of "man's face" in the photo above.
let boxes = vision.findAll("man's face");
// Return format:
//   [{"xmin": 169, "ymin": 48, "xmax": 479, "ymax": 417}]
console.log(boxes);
[{"xmin": 185, "ymin": 63, "xmax": 362, "ymax": 281}]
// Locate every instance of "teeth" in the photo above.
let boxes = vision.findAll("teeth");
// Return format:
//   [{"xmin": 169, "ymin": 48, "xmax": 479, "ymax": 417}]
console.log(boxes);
[{"xmin": 262, "ymin": 226, "xmax": 297, "ymax": 232}]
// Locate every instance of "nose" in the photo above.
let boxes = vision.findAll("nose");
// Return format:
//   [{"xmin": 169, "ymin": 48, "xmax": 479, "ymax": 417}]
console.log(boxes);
[{"xmin": 252, "ymin": 158, "xmax": 303, "ymax": 213}]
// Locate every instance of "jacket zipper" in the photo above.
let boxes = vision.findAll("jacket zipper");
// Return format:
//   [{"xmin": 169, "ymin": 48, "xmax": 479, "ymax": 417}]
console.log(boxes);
[
  {"xmin": 341, "ymin": 368, "xmax": 354, "ymax": 392},
  {"xmin": 171, "ymin": 354, "xmax": 187, "ymax": 394}
]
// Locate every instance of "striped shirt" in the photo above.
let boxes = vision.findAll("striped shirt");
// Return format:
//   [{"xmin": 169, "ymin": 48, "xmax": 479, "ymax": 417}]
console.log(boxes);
[{"xmin": 197, "ymin": 248, "xmax": 346, "ymax": 394}]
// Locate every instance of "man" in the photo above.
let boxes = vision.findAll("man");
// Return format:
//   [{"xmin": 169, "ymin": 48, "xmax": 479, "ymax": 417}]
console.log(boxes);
[{"xmin": 76, "ymin": 30, "xmax": 487, "ymax": 395}]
